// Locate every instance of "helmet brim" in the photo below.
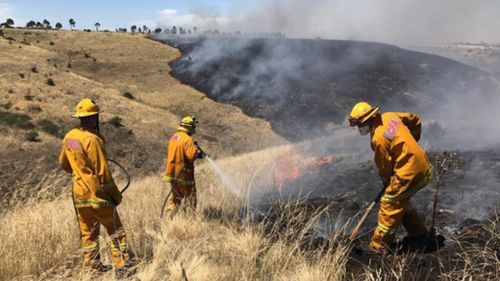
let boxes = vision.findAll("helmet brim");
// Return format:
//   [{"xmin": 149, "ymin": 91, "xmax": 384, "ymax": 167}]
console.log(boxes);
[{"xmin": 72, "ymin": 110, "xmax": 102, "ymax": 118}]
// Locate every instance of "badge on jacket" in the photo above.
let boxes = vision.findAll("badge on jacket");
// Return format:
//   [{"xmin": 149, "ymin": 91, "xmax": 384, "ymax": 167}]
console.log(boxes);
[
  {"xmin": 384, "ymin": 119, "xmax": 400, "ymax": 141},
  {"xmin": 66, "ymin": 138, "xmax": 82, "ymax": 150}
]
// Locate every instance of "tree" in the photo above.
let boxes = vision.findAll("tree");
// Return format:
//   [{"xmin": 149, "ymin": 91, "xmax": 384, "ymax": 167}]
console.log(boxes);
[
  {"xmin": 55, "ymin": 22, "xmax": 62, "ymax": 30},
  {"xmin": 130, "ymin": 25, "xmax": 137, "ymax": 33},
  {"xmin": 1, "ymin": 18, "xmax": 14, "ymax": 28},
  {"xmin": 94, "ymin": 22, "xmax": 100, "ymax": 31},
  {"xmin": 68, "ymin": 18, "xmax": 76, "ymax": 30},
  {"xmin": 43, "ymin": 19, "xmax": 50, "ymax": 29},
  {"xmin": 26, "ymin": 20, "xmax": 36, "ymax": 29},
  {"xmin": 171, "ymin": 26, "xmax": 177, "ymax": 34},
  {"xmin": 142, "ymin": 25, "xmax": 148, "ymax": 33},
  {"xmin": 36, "ymin": 22, "xmax": 43, "ymax": 29},
  {"xmin": 193, "ymin": 26, "xmax": 197, "ymax": 33},
  {"xmin": 154, "ymin": 28, "xmax": 162, "ymax": 34}
]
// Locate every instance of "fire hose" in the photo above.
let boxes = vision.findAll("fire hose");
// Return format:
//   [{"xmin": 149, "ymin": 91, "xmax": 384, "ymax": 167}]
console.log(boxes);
[{"xmin": 108, "ymin": 158, "xmax": 131, "ymax": 260}]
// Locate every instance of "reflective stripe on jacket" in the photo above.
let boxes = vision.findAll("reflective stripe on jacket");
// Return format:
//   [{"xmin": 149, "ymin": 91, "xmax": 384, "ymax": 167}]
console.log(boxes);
[
  {"xmin": 59, "ymin": 126, "xmax": 119, "ymax": 208},
  {"xmin": 370, "ymin": 112, "xmax": 431, "ymax": 203},
  {"xmin": 163, "ymin": 131, "xmax": 197, "ymax": 186}
]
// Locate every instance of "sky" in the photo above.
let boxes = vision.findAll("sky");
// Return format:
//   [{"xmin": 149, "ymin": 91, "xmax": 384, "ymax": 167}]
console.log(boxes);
[
  {"xmin": 0, "ymin": 0, "xmax": 249, "ymax": 30},
  {"xmin": 1, "ymin": 0, "xmax": 499, "ymax": 45}
]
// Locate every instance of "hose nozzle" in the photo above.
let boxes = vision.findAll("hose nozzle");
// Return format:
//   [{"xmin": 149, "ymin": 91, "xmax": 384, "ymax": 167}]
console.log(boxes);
[{"xmin": 194, "ymin": 141, "xmax": 207, "ymax": 159}]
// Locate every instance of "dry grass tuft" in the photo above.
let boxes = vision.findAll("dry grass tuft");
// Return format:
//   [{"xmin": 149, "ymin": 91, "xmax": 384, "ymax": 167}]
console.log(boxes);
[{"xmin": 0, "ymin": 146, "xmax": 350, "ymax": 281}]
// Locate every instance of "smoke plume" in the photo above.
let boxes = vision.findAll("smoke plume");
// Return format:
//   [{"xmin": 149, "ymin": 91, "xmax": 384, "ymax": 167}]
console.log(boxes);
[{"xmin": 231, "ymin": 0, "xmax": 500, "ymax": 46}]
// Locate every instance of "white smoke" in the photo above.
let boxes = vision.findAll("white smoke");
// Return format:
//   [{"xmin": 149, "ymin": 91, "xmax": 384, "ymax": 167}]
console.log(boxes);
[
  {"xmin": 158, "ymin": 0, "xmax": 500, "ymax": 46},
  {"xmin": 157, "ymin": 8, "xmax": 229, "ymax": 31},
  {"xmin": 237, "ymin": 0, "xmax": 500, "ymax": 46}
]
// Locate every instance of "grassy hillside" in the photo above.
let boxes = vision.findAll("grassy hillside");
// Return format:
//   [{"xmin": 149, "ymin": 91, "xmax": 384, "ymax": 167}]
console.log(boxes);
[{"xmin": 0, "ymin": 29, "xmax": 284, "ymax": 207}]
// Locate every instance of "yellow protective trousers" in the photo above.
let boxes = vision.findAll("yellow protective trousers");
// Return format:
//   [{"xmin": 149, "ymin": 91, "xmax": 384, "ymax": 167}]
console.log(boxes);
[
  {"xmin": 76, "ymin": 207, "xmax": 130, "ymax": 268},
  {"xmin": 370, "ymin": 168, "xmax": 433, "ymax": 252},
  {"xmin": 166, "ymin": 184, "xmax": 197, "ymax": 216}
]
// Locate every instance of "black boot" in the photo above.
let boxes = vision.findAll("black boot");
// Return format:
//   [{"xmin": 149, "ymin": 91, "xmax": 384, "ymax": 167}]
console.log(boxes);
[
  {"xmin": 398, "ymin": 231, "xmax": 445, "ymax": 254},
  {"xmin": 115, "ymin": 259, "xmax": 139, "ymax": 279}
]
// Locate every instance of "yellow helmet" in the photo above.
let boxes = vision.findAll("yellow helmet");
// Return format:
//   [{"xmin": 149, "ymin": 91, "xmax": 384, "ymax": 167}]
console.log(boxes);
[
  {"xmin": 178, "ymin": 116, "xmax": 198, "ymax": 131},
  {"xmin": 348, "ymin": 102, "xmax": 379, "ymax": 126},
  {"xmin": 72, "ymin": 98, "xmax": 101, "ymax": 118}
]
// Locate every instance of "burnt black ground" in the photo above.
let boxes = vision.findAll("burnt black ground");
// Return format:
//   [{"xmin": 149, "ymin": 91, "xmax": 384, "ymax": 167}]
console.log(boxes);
[{"xmin": 158, "ymin": 36, "xmax": 498, "ymax": 142}]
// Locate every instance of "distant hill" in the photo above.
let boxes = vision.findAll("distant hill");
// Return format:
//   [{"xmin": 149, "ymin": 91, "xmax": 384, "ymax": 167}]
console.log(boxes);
[
  {"xmin": 160, "ymin": 37, "xmax": 499, "ymax": 141},
  {"xmin": 416, "ymin": 43, "xmax": 500, "ymax": 78},
  {"xmin": 0, "ymin": 30, "xmax": 283, "ymax": 208}
]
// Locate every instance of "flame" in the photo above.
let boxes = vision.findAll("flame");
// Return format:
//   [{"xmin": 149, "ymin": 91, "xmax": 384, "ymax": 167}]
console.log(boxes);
[
  {"xmin": 272, "ymin": 148, "xmax": 335, "ymax": 187},
  {"xmin": 311, "ymin": 155, "xmax": 335, "ymax": 168},
  {"xmin": 273, "ymin": 149, "xmax": 301, "ymax": 187}
]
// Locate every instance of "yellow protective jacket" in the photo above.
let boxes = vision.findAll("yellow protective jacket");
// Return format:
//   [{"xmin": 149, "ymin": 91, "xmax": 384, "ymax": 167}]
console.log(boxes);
[
  {"xmin": 59, "ymin": 126, "xmax": 120, "ymax": 208},
  {"xmin": 370, "ymin": 112, "xmax": 432, "ymax": 203},
  {"xmin": 163, "ymin": 130, "xmax": 197, "ymax": 186}
]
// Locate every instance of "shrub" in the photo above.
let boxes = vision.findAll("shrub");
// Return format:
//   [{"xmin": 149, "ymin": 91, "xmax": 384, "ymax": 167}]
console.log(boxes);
[
  {"xmin": 109, "ymin": 116, "xmax": 123, "ymax": 127},
  {"xmin": 84, "ymin": 53, "xmax": 91, "ymax": 58},
  {"xmin": 24, "ymin": 95, "xmax": 34, "ymax": 101},
  {"xmin": 49, "ymin": 41, "xmax": 55, "ymax": 46},
  {"xmin": 46, "ymin": 78, "xmax": 55, "ymax": 86},
  {"xmin": 28, "ymin": 105, "xmax": 42, "ymax": 113},
  {"xmin": 31, "ymin": 66, "xmax": 38, "ymax": 73},
  {"xmin": 25, "ymin": 131, "xmax": 40, "ymax": 142},
  {"xmin": 0, "ymin": 111, "xmax": 35, "ymax": 129},
  {"xmin": 122, "ymin": 92, "xmax": 135, "ymax": 100},
  {"xmin": 18, "ymin": 73, "xmax": 25, "ymax": 78},
  {"xmin": 37, "ymin": 119, "xmax": 62, "ymax": 138},
  {"xmin": 1, "ymin": 102, "xmax": 12, "ymax": 110}
]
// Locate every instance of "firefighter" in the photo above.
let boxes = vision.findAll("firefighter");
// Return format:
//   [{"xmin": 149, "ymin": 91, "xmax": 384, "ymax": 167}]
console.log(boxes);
[
  {"xmin": 348, "ymin": 102, "xmax": 433, "ymax": 254},
  {"xmin": 162, "ymin": 116, "xmax": 205, "ymax": 217},
  {"xmin": 59, "ymin": 98, "xmax": 132, "ymax": 276}
]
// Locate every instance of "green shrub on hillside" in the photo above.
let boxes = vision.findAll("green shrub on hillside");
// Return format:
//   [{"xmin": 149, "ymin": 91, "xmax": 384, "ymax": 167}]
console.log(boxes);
[
  {"xmin": 1, "ymin": 102, "xmax": 12, "ymax": 110},
  {"xmin": 122, "ymin": 92, "xmax": 135, "ymax": 100},
  {"xmin": 0, "ymin": 111, "xmax": 35, "ymax": 129},
  {"xmin": 46, "ymin": 78, "xmax": 55, "ymax": 86},
  {"xmin": 25, "ymin": 131, "xmax": 40, "ymax": 142},
  {"xmin": 37, "ymin": 119, "xmax": 62, "ymax": 138},
  {"xmin": 109, "ymin": 116, "xmax": 123, "ymax": 127}
]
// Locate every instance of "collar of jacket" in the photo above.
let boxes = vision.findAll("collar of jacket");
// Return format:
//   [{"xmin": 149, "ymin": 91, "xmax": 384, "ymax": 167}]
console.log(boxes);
[{"xmin": 77, "ymin": 125, "xmax": 106, "ymax": 143}]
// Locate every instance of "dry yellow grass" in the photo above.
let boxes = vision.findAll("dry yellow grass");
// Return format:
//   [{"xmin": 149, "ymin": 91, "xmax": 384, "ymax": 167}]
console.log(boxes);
[{"xmin": 0, "ymin": 146, "xmax": 350, "ymax": 281}]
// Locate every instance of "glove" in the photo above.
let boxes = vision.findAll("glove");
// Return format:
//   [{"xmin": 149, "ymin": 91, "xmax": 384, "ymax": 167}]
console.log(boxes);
[
  {"xmin": 103, "ymin": 182, "xmax": 122, "ymax": 206},
  {"xmin": 109, "ymin": 191, "xmax": 122, "ymax": 206},
  {"xmin": 196, "ymin": 148, "xmax": 206, "ymax": 159}
]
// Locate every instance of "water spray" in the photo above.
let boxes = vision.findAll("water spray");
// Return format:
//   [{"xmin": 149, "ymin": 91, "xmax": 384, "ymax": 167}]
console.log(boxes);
[{"xmin": 195, "ymin": 141, "xmax": 237, "ymax": 194}]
